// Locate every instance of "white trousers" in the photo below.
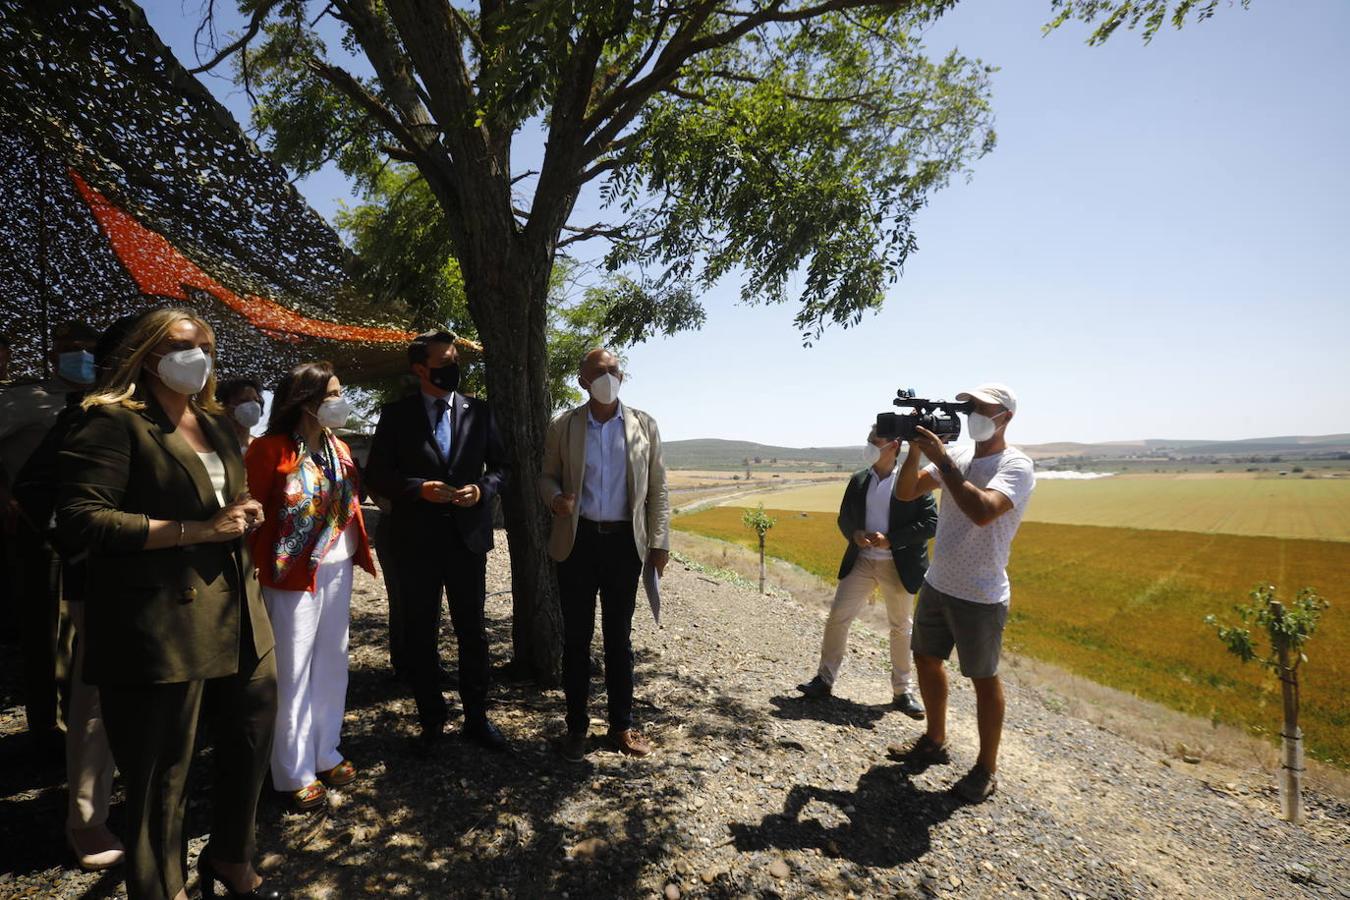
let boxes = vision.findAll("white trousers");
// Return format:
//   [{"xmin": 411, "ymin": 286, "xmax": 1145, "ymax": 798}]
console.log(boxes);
[
  {"xmin": 816, "ymin": 555, "xmax": 915, "ymax": 694},
  {"xmin": 264, "ymin": 555, "xmax": 353, "ymax": 792}
]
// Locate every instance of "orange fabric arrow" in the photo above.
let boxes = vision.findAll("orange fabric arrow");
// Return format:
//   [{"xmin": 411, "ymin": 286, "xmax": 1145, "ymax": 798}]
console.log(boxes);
[{"xmin": 71, "ymin": 170, "xmax": 414, "ymax": 345}]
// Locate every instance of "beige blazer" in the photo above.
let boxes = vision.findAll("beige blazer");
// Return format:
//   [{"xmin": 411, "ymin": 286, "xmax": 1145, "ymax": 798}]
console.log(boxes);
[{"xmin": 537, "ymin": 403, "xmax": 670, "ymax": 562}]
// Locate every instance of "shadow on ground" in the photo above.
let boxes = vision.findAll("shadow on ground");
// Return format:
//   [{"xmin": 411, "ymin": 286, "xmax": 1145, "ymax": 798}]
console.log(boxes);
[
  {"xmin": 767, "ymin": 692, "xmax": 890, "ymax": 730},
  {"xmin": 729, "ymin": 762, "xmax": 958, "ymax": 868}
]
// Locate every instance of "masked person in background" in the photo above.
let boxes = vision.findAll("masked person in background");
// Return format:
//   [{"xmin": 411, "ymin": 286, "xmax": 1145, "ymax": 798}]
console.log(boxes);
[
  {"xmin": 57, "ymin": 307, "xmax": 279, "ymax": 900},
  {"xmin": 218, "ymin": 377, "xmax": 265, "ymax": 452},
  {"xmin": 366, "ymin": 331, "xmax": 509, "ymax": 751},
  {"xmin": 797, "ymin": 426, "xmax": 937, "ymax": 717},
  {"xmin": 539, "ymin": 348, "xmax": 670, "ymax": 763},
  {"xmin": 15, "ymin": 313, "xmax": 144, "ymax": 870},
  {"xmin": 890, "ymin": 383, "xmax": 1035, "ymax": 804},
  {"xmin": 0, "ymin": 320, "xmax": 99, "ymax": 756},
  {"xmin": 246, "ymin": 362, "xmax": 375, "ymax": 812}
]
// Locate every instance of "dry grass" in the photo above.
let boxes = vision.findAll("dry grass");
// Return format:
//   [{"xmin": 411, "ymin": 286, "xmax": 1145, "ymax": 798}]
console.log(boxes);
[
  {"xmin": 673, "ymin": 508, "xmax": 1350, "ymax": 769},
  {"xmin": 713, "ymin": 472, "xmax": 1350, "ymax": 541}
]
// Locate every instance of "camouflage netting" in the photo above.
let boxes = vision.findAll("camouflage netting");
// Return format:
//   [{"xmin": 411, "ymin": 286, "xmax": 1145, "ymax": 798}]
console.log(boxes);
[{"xmin": 0, "ymin": 0, "xmax": 419, "ymax": 385}]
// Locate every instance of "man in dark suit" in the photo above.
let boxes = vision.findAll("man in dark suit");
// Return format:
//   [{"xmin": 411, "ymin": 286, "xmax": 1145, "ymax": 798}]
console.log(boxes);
[
  {"xmin": 797, "ymin": 427, "xmax": 938, "ymax": 717},
  {"xmin": 366, "ymin": 331, "xmax": 509, "ymax": 750}
]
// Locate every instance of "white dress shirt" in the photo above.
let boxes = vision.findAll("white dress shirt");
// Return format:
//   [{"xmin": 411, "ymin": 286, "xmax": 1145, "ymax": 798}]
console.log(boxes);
[
  {"xmin": 860, "ymin": 465, "xmax": 898, "ymax": 561},
  {"xmin": 579, "ymin": 403, "xmax": 629, "ymax": 521}
]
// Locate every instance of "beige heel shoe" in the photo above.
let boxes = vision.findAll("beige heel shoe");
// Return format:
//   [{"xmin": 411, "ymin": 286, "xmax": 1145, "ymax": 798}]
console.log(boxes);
[{"xmin": 67, "ymin": 824, "xmax": 125, "ymax": 870}]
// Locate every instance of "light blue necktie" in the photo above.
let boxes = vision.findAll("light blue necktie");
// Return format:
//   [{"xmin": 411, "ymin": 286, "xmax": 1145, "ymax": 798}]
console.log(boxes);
[{"xmin": 434, "ymin": 398, "xmax": 453, "ymax": 462}]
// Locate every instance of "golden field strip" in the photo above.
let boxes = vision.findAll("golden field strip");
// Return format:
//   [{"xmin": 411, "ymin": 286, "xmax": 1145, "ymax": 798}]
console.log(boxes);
[
  {"xmin": 672, "ymin": 507, "xmax": 1350, "ymax": 767},
  {"xmin": 718, "ymin": 473, "xmax": 1350, "ymax": 542}
]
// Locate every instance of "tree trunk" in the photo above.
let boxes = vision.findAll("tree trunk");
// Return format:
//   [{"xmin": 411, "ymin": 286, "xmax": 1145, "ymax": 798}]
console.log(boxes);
[
  {"xmin": 1271, "ymin": 602, "xmax": 1305, "ymax": 824},
  {"xmin": 464, "ymin": 250, "xmax": 565, "ymax": 686},
  {"xmin": 758, "ymin": 534, "xmax": 766, "ymax": 595}
]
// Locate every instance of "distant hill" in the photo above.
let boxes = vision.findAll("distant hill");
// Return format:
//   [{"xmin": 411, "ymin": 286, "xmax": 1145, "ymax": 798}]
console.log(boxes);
[
  {"xmin": 1020, "ymin": 434, "xmax": 1350, "ymax": 460},
  {"xmin": 663, "ymin": 434, "xmax": 1350, "ymax": 469},
  {"xmin": 663, "ymin": 438, "xmax": 858, "ymax": 470}
]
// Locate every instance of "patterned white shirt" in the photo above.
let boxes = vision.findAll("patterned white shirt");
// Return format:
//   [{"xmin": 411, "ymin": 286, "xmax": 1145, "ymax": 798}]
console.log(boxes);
[{"xmin": 922, "ymin": 447, "xmax": 1035, "ymax": 605}]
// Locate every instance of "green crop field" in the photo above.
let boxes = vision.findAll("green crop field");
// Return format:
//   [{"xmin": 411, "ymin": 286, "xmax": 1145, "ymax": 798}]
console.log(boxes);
[
  {"xmin": 674, "ymin": 507, "xmax": 1350, "ymax": 767},
  {"xmin": 718, "ymin": 473, "xmax": 1350, "ymax": 542}
]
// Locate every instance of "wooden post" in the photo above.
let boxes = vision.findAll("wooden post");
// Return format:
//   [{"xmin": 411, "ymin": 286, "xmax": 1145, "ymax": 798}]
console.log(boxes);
[
  {"xmin": 1271, "ymin": 601, "xmax": 1305, "ymax": 824},
  {"xmin": 758, "ymin": 533, "xmax": 766, "ymax": 594}
]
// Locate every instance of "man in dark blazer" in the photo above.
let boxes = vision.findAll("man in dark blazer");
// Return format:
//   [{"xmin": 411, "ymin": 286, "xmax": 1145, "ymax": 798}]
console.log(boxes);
[
  {"xmin": 365, "ymin": 331, "xmax": 508, "ymax": 750},
  {"xmin": 797, "ymin": 427, "xmax": 938, "ymax": 717}
]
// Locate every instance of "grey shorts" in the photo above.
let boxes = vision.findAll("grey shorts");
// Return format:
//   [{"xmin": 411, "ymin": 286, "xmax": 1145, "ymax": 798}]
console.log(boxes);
[{"xmin": 911, "ymin": 582, "xmax": 1009, "ymax": 679}]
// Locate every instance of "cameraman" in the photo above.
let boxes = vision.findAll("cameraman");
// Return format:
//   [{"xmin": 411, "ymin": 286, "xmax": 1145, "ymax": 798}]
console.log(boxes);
[{"xmin": 890, "ymin": 383, "xmax": 1034, "ymax": 803}]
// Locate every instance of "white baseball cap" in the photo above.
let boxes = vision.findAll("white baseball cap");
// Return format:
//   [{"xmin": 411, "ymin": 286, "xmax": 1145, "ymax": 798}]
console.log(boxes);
[{"xmin": 956, "ymin": 382, "xmax": 1017, "ymax": 414}]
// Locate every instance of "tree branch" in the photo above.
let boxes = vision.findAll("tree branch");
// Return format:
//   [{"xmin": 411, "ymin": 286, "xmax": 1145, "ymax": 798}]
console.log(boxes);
[
  {"xmin": 380, "ymin": 142, "xmax": 419, "ymax": 162},
  {"xmin": 334, "ymin": 0, "xmax": 440, "ymax": 139},
  {"xmin": 705, "ymin": 67, "xmax": 890, "ymax": 111},
  {"xmin": 526, "ymin": 2, "xmax": 639, "ymax": 249},
  {"xmin": 188, "ymin": 0, "xmax": 282, "ymax": 74},
  {"xmin": 582, "ymin": 0, "xmax": 902, "ymax": 164},
  {"xmin": 383, "ymin": 0, "xmax": 487, "ymax": 165},
  {"xmin": 306, "ymin": 59, "xmax": 425, "ymax": 159}
]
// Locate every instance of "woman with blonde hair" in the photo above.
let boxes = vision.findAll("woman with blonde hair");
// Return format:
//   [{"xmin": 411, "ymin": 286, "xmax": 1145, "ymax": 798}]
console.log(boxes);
[
  {"xmin": 246, "ymin": 361, "xmax": 374, "ymax": 812},
  {"xmin": 57, "ymin": 308, "xmax": 282, "ymax": 900}
]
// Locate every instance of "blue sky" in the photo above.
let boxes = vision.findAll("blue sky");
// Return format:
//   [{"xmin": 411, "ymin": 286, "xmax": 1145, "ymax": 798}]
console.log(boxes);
[{"xmin": 147, "ymin": 0, "xmax": 1349, "ymax": 447}]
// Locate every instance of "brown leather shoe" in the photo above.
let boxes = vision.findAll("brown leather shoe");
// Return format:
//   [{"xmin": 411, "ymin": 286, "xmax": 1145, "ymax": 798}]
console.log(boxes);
[{"xmin": 609, "ymin": 729, "xmax": 653, "ymax": 757}]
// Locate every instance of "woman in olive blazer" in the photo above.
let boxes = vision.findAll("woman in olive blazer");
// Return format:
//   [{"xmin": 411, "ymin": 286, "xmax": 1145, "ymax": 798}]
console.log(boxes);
[{"xmin": 57, "ymin": 308, "xmax": 281, "ymax": 900}]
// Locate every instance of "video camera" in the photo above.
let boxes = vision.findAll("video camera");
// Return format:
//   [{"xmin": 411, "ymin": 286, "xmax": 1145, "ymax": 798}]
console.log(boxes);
[{"xmin": 875, "ymin": 389, "xmax": 973, "ymax": 443}]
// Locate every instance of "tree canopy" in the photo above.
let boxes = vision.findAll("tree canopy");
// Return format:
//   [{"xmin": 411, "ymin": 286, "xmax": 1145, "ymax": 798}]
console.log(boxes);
[{"xmin": 230, "ymin": 1, "xmax": 995, "ymax": 342}]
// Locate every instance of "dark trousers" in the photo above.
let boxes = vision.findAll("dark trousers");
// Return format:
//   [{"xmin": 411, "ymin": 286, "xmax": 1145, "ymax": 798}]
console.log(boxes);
[
  {"xmin": 99, "ymin": 640, "xmax": 277, "ymax": 900},
  {"xmin": 0, "ymin": 528, "xmax": 17, "ymax": 643},
  {"xmin": 13, "ymin": 527, "xmax": 72, "ymax": 736},
  {"xmin": 558, "ymin": 522, "xmax": 643, "ymax": 735},
  {"xmin": 395, "ymin": 527, "xmax": 490, "ymax": 728},
  {"xmin": 372, "ymin": 511, "xmax": 415, "ymax": 679}
]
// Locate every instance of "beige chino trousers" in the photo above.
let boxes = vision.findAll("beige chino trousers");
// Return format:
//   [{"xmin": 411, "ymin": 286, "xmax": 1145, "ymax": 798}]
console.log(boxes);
[
  {"xmin": 816, "ymin": 555, "xmax": 915, "ymax": 694},
  {"xmin": 65, "ymin": 601, "xmax": 116, "ymax": 829}
]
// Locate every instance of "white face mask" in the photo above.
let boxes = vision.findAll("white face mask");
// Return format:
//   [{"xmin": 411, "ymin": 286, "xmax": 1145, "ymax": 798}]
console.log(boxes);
[
  {"xmin": 231, "ymin": 400, "xmax": 262, "ymax": 428},
  {"xmin": 316, "ymin": 396, "xmax": 351, "ymax": 429},
  {"xmin": 862, "ymin": 443, "xmax": 883, "ymax": 466},
  {"xmin": 967, "ymin": 410, "xmax": 1007, "ymax": 442},
  {"xmin": 587, "ymin": 372, "xmax": 621, "ymax": 405},
  {"xmin": 155, "ymin": 348, "xmax": 212, "ymax": 396}
]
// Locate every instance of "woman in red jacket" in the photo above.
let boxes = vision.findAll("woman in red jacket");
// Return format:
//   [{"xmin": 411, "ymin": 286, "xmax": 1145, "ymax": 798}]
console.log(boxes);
[{"xmin": 245, "ymin": 362, "xmax": 375, "ymax": 812}]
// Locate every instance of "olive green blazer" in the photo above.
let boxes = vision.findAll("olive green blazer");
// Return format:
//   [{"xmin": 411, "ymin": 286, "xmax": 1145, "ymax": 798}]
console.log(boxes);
[{"xmin": 56, "ymin": 393, "xmax": 274, "ymax": 685}]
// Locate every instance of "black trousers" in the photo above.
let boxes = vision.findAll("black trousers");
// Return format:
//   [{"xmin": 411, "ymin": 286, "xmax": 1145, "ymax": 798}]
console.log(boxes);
[
  {"xmin": 99, "ymin": 638, "xmax": 276, "ymax": 900},
  {"xmin": 13, "ymin": 527, "xmax": 72, "ymax": 736},
  {"xmin": 372, "ymin": 511, "xmax": 415, "ymax": 679},
  {"xmin": 558, "ymin": 522, "xmax": 643, "ymax": 735},
  {"xmin": 395, "ymin": 527, "xmax": 490, "ymax": 727}
]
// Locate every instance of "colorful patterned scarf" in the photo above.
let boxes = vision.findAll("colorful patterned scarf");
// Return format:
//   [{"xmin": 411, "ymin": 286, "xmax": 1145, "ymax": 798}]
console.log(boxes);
[{"xmin": 272, "ymin": 429, "xmax": 359, "ymax": 582}]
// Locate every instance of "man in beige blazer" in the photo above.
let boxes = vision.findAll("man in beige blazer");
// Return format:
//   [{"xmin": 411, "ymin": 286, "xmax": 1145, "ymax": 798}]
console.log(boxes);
[{"xmin": 538, "ymin": 348, "xmax": 669, "ymax": 762}]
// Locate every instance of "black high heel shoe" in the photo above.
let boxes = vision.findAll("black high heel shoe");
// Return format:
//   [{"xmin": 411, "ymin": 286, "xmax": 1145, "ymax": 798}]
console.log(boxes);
[{"xmin": 196, "ymin": 855, "xmax": 284, "ymax": 899}]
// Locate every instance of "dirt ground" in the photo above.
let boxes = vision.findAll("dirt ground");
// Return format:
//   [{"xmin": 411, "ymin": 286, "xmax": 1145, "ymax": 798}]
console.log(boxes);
[{"xmin": 2, "ymin": 530, "xmax": 1347, "ymax": 899}]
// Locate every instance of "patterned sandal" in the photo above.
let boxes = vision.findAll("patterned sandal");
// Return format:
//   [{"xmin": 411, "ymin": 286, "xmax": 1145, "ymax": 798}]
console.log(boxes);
[
  {"xmin": 317, "ymin": 759, "xmax": 358, "ymax": 787},
  {"xmin": 291, "ymin": 780, "xmax": 327, "ymax": 812}
]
